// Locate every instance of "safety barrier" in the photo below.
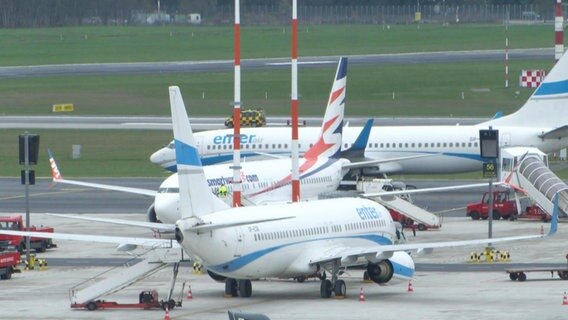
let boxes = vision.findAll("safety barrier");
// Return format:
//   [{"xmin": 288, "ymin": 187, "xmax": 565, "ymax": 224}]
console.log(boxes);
[
  {"xmin": 468, "ymin": 249, "xmax": 510, "ymax": 263},
  {"xmin": 192, "ymin": 262, "xmax": 203, "ymax": 274}
]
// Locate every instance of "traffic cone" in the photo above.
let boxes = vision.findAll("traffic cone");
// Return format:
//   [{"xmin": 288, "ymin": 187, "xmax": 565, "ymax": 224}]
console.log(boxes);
[
  {"xmin": 358, "ymin": 288, "xmax": 365, "ymax": 302},
  {"xmin": 163, "ymin": 305, "xmax": 171, "ymax": 320},
  {"xmin": 407, "ymin": 280, "xmax": 414, "ymax": 292},
  {"xmin": 187, "ymin": 285, "xmax": 193, "ymax": 299},
  {"xmin": 562, "ymin": 292, "xmax": 568, "ymax": 305}
]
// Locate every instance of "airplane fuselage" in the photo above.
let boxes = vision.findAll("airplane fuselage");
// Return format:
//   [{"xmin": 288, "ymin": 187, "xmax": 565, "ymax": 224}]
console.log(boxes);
[
  {"xmin": 155, "ymin": 157, "xmax": 348, "ymax": 223},
  {"xmin": 175, "ymin": 197, "xmax": 415, "ymax": 280},
  {"xmin": 152, "ymin": 124, "xmax": 564, "ymax": 174}
]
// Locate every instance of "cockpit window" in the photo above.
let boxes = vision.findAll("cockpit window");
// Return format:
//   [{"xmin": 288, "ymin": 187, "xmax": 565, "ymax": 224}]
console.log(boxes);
[
  {"xmin": 158, "ymin": 187, "xmax": 179, "ymax": 194},
  {"xmin": 167, "ymin": 141, "xmax": 174, "ymax": 149}
]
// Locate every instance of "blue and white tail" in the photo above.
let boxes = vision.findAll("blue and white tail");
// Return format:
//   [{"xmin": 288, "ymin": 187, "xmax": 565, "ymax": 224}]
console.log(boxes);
[
  {"xmin": 169, "ymin": 86, "xmax": 229, "ymax": 219},
  {"xmin": 484, "ymin": 52, "xmax": 568, "ymax": 128},
  {"xmin": 303, "ymin": 57, "xmax": 347, "ymax": 160}
]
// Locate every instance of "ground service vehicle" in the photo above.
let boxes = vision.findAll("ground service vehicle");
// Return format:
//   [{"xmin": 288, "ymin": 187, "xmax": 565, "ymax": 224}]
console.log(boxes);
[
  {"xmin": 0, "ymin": 216, "xmax": 56, "ymax": 253},
  {"xmin": 466, "ymin": 190, "xmax": 518, "ymax": 220},
  {"xmin": 515, "ymin": 204, "xmax": 551, "ymax": 222},
  {"xmin": 224, "ymin": 109, "xmax": 266, "ymax": 128},
  {"xmin": 0, "ymin": 241, "xmax": 20, "ymax": 280},
  {"xmin": 71, "ymin": 289, "xmax": 183, "ymax": 311}
]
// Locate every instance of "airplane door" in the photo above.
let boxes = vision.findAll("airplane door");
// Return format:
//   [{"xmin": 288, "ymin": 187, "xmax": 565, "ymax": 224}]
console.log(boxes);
[
  {"xmin": 234, "ymin": 227, "xmax": 245, "ymax": 258},
  {"xmin": 500, "ymin": 132, "xmax": 511, "ymax": 147}
]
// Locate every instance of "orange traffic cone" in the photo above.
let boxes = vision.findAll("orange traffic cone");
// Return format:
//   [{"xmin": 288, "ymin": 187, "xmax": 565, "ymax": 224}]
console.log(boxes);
[
  {"xmin": 359, "ymin": 288, "xmax": 365, "ymax": 302},
  {"xmin": 407, "ymin": 280, "xmax": 414, "ymax": 292},
  {"xmin": 562, "ymin": 292, "xmax": 568, "ymax": 305},
  {"xmin": 187, "ymin": 285, "xmax": 193, "ymax": 300},
  {"xmin": 164, "ymin": 305, "xmax": 171, "ymax": 320}
]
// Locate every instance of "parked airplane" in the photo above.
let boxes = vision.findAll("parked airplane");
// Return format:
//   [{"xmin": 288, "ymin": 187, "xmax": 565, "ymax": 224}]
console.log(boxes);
[
  {"xmin": 1, "ymin": 85, "xmax": 557, "ymax": 299},
  {"xmin": 49, "ymin": 58, "xmax": 423, "ymax": 224},
  {"xmin": 151, "ymin": 52, "xmax": 568, "ymax": 175}
]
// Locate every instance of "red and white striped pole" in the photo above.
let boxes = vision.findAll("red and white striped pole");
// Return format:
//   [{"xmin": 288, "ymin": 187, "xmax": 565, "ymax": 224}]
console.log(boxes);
[
  {"xmin": 291, "ymin": 0, "xmax": 300, "ymax": 202},
  {"xmin": 555, "ymin": 0, "xmax": 564, "ymax": 62},
  {"xmin": 232, "ymin": 0, "xmax": 242, "ymax": 207}
]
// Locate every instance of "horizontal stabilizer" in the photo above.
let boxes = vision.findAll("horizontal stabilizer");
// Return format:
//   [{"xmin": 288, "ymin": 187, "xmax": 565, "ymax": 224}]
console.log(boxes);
[{"xmin": 538, "ymin": 125, "xmax": 568, "ymax": 139}]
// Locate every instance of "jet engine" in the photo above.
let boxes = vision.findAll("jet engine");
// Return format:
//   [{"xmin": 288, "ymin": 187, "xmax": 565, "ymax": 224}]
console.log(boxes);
[
  {"xmin": 147, "ymin": 203, "xmax": 159, "ymax": 223},
  {"xmin": 366, "ymin": 260, "xmax": 394, "ymax": 284}
]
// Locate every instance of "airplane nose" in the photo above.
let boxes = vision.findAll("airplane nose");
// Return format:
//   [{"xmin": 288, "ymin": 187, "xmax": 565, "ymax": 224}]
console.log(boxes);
[{"xmin": 150, "ymin": 149, "xmax": 165, "ymax": 165}]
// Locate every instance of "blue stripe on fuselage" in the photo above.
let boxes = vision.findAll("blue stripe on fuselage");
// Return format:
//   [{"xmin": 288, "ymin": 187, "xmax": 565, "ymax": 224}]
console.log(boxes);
[{"xmin": 207, "ymin": 233, "xmax": 393, "ymax": 274}]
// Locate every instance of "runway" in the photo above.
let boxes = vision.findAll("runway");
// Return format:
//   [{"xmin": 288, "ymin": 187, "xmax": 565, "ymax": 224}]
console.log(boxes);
[{"xmin": 0, "ymin": 48, "xmax": 550, "ymax": 79}]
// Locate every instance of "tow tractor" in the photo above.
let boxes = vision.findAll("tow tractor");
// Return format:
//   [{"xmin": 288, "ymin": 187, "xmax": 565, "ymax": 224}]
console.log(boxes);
[{"xmin": 71, "ymin": 281, "xmax": 187, "ymax": 311}]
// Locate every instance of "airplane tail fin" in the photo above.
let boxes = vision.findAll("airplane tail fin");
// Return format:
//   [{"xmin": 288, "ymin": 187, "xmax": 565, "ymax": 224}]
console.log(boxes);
[
  {"xmin": 340, "ymin": 118, "xmax": 374, "ymax": 160},
  {"xmin": 169, "ymin": 86, "xmax": 229, "ymax": 219},
  {"xmin": 484, "ymin": 52, "xmax": 568, "ymax": 129},
  {"xmin": 47, "ymin": 149, "xmax": 63, "ymax": 182},
  {"xmin": 303, "ymin": 57, "xmax": 347, "ymax": 160}
]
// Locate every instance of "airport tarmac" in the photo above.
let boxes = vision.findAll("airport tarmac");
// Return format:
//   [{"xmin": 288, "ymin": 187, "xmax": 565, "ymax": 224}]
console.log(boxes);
[{"xmin": 0, "ymin": 213, "xmax": 566, "ymax": 320}]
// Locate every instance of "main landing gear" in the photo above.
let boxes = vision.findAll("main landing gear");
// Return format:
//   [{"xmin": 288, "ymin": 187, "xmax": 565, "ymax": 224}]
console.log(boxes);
[
  {"xmin": 224, "ymin": 278, "xmax": 253, "ymax": 298},
  {"xmin": 319, "ymin": 261, "xmax": 346, "ymax": 299}
]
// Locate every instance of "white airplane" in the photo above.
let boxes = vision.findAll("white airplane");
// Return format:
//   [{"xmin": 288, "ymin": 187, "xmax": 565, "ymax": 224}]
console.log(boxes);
[
  {"xmin": 49, "ymin": 58, "xmax": 422, "ymax": 224},
  {"xmin": 151, "ymin": 51, "xmax": 568, "ymax": 175},
  {"xmin": 1, "ymin": 85, "xmax": 558, "ymax": 299}
]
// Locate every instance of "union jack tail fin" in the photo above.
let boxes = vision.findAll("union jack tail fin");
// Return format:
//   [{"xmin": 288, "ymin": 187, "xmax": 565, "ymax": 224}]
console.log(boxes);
[{"xmin": 303, "ymin": 57, "xmax": 347, "ymax": 160}]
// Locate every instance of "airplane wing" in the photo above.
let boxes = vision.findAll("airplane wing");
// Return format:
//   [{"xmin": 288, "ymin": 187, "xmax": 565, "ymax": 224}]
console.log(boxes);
[
  {"xmin": 48, "ymin": 149, "xmax": 157, "ymax": 197},
  {"xmin": 362, "ymin": 182, "xmax": 503, "ymax": 198},
  {"xmin": 538, "ymin": 125, "xmax": 568, "ymax": 139},
  {"xmin": 47, "ymin": 213, "xmax": 174, "ymax": 232},
  {"xmin": 48, "ymin": 213, "xmax": 294, "ymax": 234},
  {"xmin": 0, "ymin": 229, "xmax": 177, "ymax": 248},
  {"xmin": 309, "ymin": 193, "xmax": 559, "ymax": 267},
  {"xmin": 341, "ymin": 154, "xmax": 438, "ymax": 170}
]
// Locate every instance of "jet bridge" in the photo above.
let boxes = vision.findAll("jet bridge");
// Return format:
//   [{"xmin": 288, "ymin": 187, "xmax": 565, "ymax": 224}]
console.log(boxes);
[
  {"xmin": 501, "ymin": 147, "xmax": 568, "ymax": 217},
  {"xmin": 70, "ymin": 246, "xmax": 182, "ymax": 305}
]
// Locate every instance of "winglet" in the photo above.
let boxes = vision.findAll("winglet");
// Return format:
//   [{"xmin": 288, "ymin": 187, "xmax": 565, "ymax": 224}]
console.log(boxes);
[
  {"xmin": 548, "ymin": 192, "xmax": 559, "ymax": 236},
  {"xmin": 341, "ymin": 118, "xmax": 374, "ymax": 160},
  {"xmin": 47, "ymin": 149, "xmax": 63, "ymax": 181}
]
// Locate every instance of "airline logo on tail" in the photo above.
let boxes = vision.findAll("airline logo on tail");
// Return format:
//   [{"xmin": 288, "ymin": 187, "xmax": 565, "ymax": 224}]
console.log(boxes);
[{"xmin": 303, "ymin": 57, "xmax": 347, "ymax": 160}]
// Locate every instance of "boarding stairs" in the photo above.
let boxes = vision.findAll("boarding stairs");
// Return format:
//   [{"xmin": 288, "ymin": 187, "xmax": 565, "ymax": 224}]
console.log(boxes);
[
  {"xmin": 369, "ymin": 195, "xmax": 441, "ymax": 228},
  {"xmin": 218, "ymin": 191, "xmax": 256, "ymax": 207},
  {"xmin": 508, "ymin": 155, "xmax": 568, "ymax": 217},
  {"xmin": 69, "ymin": 246, "xmax": 183, "ymax": 305}
]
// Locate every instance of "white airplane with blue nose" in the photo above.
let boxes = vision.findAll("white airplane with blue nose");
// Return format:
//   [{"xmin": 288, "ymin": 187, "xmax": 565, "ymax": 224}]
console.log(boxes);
[{"xmin": 0, "ymin": 85, "xmax": 557, "ymax": 299}]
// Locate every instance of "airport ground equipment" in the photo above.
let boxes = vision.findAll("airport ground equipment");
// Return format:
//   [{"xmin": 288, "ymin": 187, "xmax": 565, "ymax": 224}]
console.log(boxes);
[
  {"xmin": 69, "ymin": 247, "xmax": 183, "ymax": 310},
  {"xmin": 357, "ymin": 178, "xmax": 441, "ymax": 230},
  {"xmin": 224, "ymin": 108, "xmax": 266, "ymax": 128},
  {"xmin": 466, "ymin": 190, "xmax": 518, "ymax": 220},
  {"xmin": 506, "ymin": 261, "xmax": 568, "ymax": 282},
  {"xmin": 499, "ymin": 147, "xmax": 568, "ymax": 218},
  {"xmin": 0, "ymin": 240, "xmax": 20, "ymax": 280},
  {"xmin": 70, "ymin": 287, "xmax": 185, "ymax": 311},
  {"xmin": 0, "ymin": 215, "xmax": 56, "ymax": 253}
]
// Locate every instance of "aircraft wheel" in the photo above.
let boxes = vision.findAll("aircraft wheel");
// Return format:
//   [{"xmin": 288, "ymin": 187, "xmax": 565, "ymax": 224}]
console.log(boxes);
[
  {"xmin": 559, "ymin": 271, "xmax": 568, "ymax": 280},
  {"xmin": 238, "ymin": 279, "xmax": 252, "ymax": 298},
  {"xmin": 225, "ymin": 279, "xmax": 238, "ymax": 297},
  {"xmin": 509, "ymin": 272, "xmax": 518, "ymax": 281},
  {"xmin": 518, "ymin": 272, "xmax": 527, "ymax": 282},
  {"xmin": 320, "ymin": 279, "xmax": 332, "ymax": 298},
  {"xmin": 333, "ymin": 280, "xmax": 346, "ymax": 298},
  {"xmin": 295, "ymin": 275, "xmax": 306, "ymax": 283},
  {"xmin": 363, "ymin": 271, "xmax": 369, "ymax": 281}
]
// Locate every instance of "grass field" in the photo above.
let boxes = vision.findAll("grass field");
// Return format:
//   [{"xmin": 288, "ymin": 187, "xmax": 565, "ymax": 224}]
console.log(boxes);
[{"xmin": 0, "ymin": 24, "xmax": 563, "ymax": 177}]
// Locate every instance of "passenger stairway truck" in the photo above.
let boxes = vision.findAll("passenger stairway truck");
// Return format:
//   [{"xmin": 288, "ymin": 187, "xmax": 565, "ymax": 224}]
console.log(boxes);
[
  {"xmin": 355, "ymin": 178, "xmax": 441, "ymax": 230},
  {"xmin": 70, "ymin": 246, "xmax": 183, "ymax": 310},
  {"xmin": 0, "ymin": 216, "xmax": 56, "ymax": 253},
  {"xmin": 499, "ymin": 147, "xmax": 568, "ymax": 219}
]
